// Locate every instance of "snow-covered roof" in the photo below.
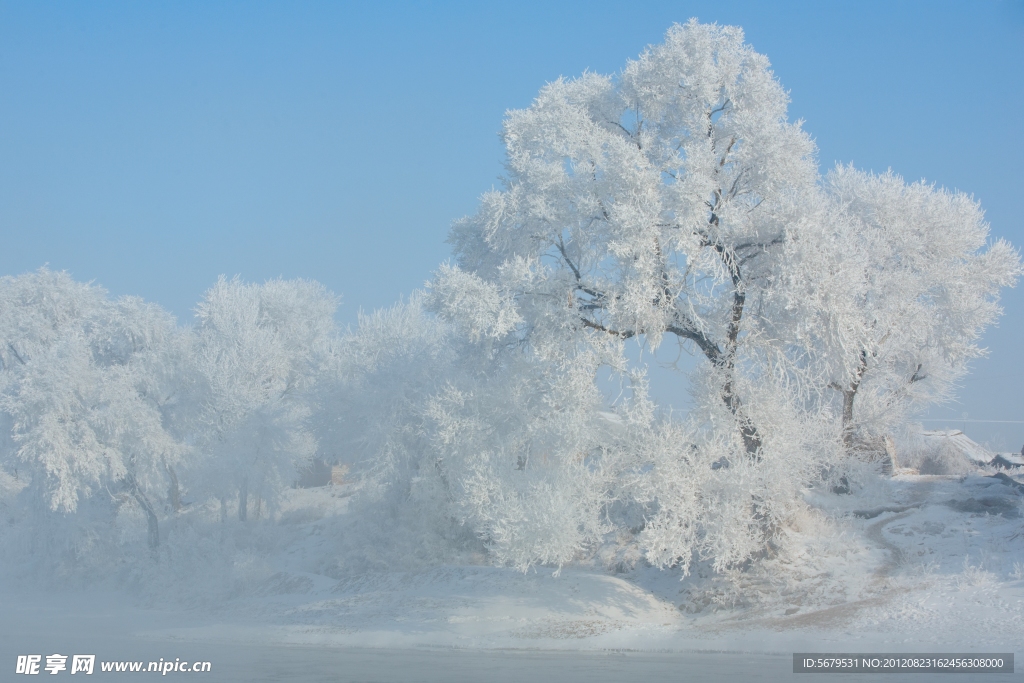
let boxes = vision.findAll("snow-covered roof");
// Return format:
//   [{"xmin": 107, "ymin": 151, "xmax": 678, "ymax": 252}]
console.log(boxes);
[
  {"xmin": 992, "ymin": 453, "xmax": 1024, "ymax": 469},
  {"xmin": 920, "ymin": 430, "xmax": 994, "ymax": 464}
]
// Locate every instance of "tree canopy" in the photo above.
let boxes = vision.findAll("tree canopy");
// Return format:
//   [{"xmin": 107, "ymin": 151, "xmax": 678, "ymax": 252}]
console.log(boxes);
[{"xmin": 0, "ymin": 21, "xmax": 1020, "ymax": 582}]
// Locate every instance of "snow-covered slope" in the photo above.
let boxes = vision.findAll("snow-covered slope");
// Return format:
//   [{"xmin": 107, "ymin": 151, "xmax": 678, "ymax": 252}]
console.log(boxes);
[
  {"xmin": 122, "ymin": 471, "xmax": 1024, "ymax": 654},
  {"xmin": 3, "ymin": 470, "xmax": 1023, "ymax": 683}
]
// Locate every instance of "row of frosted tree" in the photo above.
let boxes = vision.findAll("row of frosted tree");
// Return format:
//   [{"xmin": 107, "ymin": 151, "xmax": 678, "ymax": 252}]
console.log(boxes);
[{"xmin": 1, "ymin": 21, "xmax": 1020, "ymax": 581}]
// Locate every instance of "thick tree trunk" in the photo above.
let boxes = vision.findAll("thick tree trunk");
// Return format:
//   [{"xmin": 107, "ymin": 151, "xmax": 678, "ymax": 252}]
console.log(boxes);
[
  {"xmin": 134, "ymin": 491, "xmax": 160, "ymax": 551},
  {"xmin": 672, "ymin": 315, "xmax": 763, "ymax": 458},
  {"xmin": 125, "ymin": 474, "xmax": 159, "ymax": 551},
  {"xmin": 841, "ymin": 350, "xmax": 869, "ymax": 449},
  {"xmin": 720, "ymin": 377, "xmax": 762, "ymax": 458}
]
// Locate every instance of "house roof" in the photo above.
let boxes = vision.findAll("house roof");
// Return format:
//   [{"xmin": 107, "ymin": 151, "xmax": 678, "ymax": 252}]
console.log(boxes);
[{"xmin": 920, "ymin": 429, "xmax": 995, "ymax": 464}]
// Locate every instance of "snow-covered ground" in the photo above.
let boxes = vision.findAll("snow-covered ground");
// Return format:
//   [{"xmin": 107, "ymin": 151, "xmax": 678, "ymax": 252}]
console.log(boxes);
[{"xmin": 3, "ymin": 469, "xmax": 1023, "ymax": 682}]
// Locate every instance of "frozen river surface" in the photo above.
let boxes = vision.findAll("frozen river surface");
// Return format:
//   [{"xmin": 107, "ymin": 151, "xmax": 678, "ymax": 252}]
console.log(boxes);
[
  {"xmin": 6, "ymin": 473, "xmax": 1024, "ymax": 683},
  {"xmin": 1, "ymin": 599, "xmax": 1013, "ymax": 683},
  {"xmin": 5, "ymin": 635, "xmax": 1011, "ymax": 683}
]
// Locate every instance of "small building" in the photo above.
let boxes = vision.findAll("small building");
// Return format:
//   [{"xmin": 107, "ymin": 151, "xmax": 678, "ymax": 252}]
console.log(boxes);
[
  {"xmin": 296, "ymin": 459, "xmax": 352, "ymax": 488},
  {"xmin": 296, "ymin": 459, "xmax": 332, "ymax": 488},
  {"xmin": 917, "ymin": 429, "xmax": 994, "ymax": 474},
  {"xmin": 990, "ymin": 452, "xmax": 1024, "ymax": 470},
  {"xmin": 920, "ymin": 430, "xmax": 994, "ymax": 464}
]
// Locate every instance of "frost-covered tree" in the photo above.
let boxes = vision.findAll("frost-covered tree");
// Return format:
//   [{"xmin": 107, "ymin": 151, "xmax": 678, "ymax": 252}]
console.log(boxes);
[
  {"xmin": 309, "ymin": 297, "xmax": 479, "ymax": 571},
  {"xmin": 425, "ymin": 344, "xmax": 637, "ymax": 572},
  {"xmin": 321, "ymin": 295, "xmax": 635, "ymax": 573},
  {"xmin": 426, "ymin": 21, "xmax": 828, "ymax": 572},
  {"xmin": 0, "ymin": 269, "xmax": 183, "ymax": 553},
  {"xmin": 789, "ymin": 167, "xmax": 1022, "ymax": 447},
  {"xmin": 427, "ymin": 20, "xmax": 1020, "ymax": 574},
  {"xmin": 319, "ymin": 296, "xmax": 459, "ymax": 492},
  {"xmin": 431, "ymin": 20, "xmax": 819, "ymax": 458},
  {"xmin": 191, "ymin": 276, "xmax": 337, "ymax": 522}
]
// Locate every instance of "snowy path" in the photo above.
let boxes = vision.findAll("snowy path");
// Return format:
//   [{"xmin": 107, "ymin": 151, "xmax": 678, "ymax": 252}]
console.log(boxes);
[{"xmin": 741, "ymin": 510, "xmax": 918, "ymax": 633}]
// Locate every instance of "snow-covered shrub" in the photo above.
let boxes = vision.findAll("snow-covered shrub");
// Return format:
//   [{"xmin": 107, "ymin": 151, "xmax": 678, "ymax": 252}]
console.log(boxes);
[
  {"xmin": 634, "ymin": 364, "xmax": 845, "ymax": 576},
  {"xmin": 425, "ymin": 348, "xmax": 635, "ymax": 572}
]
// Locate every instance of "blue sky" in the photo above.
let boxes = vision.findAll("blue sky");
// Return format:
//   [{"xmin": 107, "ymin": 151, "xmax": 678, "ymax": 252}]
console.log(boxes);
[{"xmin": 1, "ymin": 1, "xmax": 1022, "ymax": 446}]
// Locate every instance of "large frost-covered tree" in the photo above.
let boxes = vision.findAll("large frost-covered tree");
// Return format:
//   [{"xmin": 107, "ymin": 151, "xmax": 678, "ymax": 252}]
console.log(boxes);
[
  {"xmin": 428, "ymin": 20, "xmax": 1020, "ymax": 573},
  {"xmin": 0, "ymin": 269, "xmax": 184, "ymax": 553},
  {"xmin": 431, "ymin": 20, "xmax": 820, "ymax": 458}
]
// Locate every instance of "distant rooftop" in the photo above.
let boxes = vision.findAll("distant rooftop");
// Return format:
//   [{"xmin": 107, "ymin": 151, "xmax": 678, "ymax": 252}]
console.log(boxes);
[{"xmin": 921, "ymin": 429, "xmax": 995, "ymax": 464}]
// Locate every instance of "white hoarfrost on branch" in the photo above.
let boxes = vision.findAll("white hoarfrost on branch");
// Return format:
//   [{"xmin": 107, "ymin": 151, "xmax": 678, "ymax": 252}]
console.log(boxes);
[
  {"xmin": 441, "ymin": 20, "xmax": 822, "ymax": 459},
  {"xmin": 427, "ymin": 20, "xmax": 1021, "ymax": 574},
  {"xmin": 792, "ymin": 166, "xmax": 1023, "ymax": 446},
  {"xmin": 0, "ymin": 20, "xmax": 1019, "ymax": 590}
]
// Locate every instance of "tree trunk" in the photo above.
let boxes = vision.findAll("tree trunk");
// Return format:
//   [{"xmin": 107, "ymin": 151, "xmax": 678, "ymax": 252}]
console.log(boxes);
[
  {"xmin": 720, "ymin": 377, "xmax": 762, "ymax": 458},
  {"xmin": 841, "ymin": 350, "xmax": 869, "ymax": 449},
  {"xmin": 134, "ymin": 491, "xmax": 160, "ymax": 551},
  {"xmin": 125, "ymin": 474, "xmax": 159, "ymax": 551},
  {"xmin": 238, "ymin": 477, "xmax": 248, "ymax": 522},
  {"xmin": 676, "ymin": 318, "xmax": 763, "ymax": 459},
  {"xmin": 166, "ymin": 463, "xmax": 182, "ymax": 513},
  {"xmin": 842, "ymin": 388, "xmax": 857, "ymax": 448}
]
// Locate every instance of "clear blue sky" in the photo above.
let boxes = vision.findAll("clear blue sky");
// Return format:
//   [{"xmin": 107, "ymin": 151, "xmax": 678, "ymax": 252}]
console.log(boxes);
[{"xmin": 1, "ymin": 1, "xmax": 1022, "ymax": 446}]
